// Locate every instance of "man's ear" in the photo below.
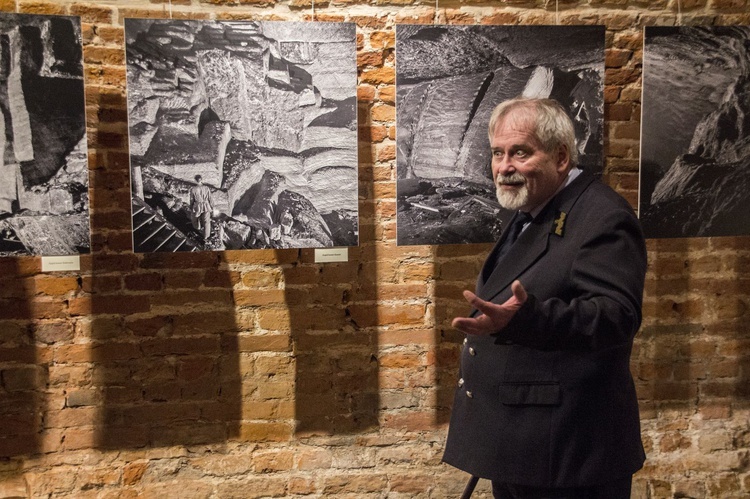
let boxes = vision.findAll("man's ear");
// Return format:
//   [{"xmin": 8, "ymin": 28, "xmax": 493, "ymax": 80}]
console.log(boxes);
[{"xmin": 557, "ymin": 144, "xmax": 571, "ymax": 173}]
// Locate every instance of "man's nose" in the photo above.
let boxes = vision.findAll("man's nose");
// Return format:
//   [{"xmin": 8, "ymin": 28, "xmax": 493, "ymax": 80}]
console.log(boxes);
[{"xmin": 494, "ymin": 155, "xmax": 515, "ymax": 176}]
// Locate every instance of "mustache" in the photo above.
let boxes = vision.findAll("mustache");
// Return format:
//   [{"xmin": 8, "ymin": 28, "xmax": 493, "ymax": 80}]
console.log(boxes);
[{"xmin": 496, "ymin": 173, "xmax": 526, "ymax": 185}]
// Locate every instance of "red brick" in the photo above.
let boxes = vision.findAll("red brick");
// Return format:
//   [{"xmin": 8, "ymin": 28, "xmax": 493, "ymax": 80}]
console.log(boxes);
[
  {"xmin": 233, "ymin": 289, "xmax": 287, "ymax": 306},
  {"xmin": 481, "ymin": 11, "xmax": 521, "ymax": 24},
  {"xmin": 361, "ymin": 68, "xmax": 395, "ymax": 86},
  {"xmin": 80, "ymin": 275, "xmax": 122, "ymax": 293},
  {"xmin": 150, "ymin": 289, "xmax": 232, "ymax": 308},
  {"xmin": 117, "ymin": 8, "xmax": 168, "ymax": 22},
  {"xmin": 203, "ymin": 269, "xmax": 241, "ymax": 288},
  {"xmin": 141, "ymin": 337, "xmax": 220, "ymax": 356},
  {"xmin": 141, "ymin": 251, "xmax": 218, "ymax": 270},
  {"xmin": 238, "ymin": 422, "xmax": 293, "ymax": 442},
  {"xmin": 125, "ymin": 316, "xmax": 170, "ymax": 337},
  {"xmin": 224, "ymin": 249, "xmax": 298, "ymax": 265},
  {"xmin": 348, "ymin": 14, "xmax": 384, "ymax": 27},
  {"xmin": 83, "ymin": 45, "xmax": 125, "ymax": 65},
  {"xmin": 445, "ymin": 9, "xmax": 476, "ymax": 24},
  {"xmin": 162, "ymin": 270, "xmax": 205, "ymax": 289},
  {"xmin": 171, "ymin": 312, "xmax": 238, "ymax": 335},
  {"xmin": 68, "ymin": 295, "xmax": 150, "ymax": 316},
  {"xmin": 377, "ymin": 85, "xmax": 395, "ymax": 105},
  {"xmin": 70, "ymin": 3, "xmax": 114, "ymax": 23},
  {"xmin": 124, "ymin": 273, "xmax": 163, "ymax": 291},
  {"xmin": 357, "ymin": 50, "xmax": 384, "ymax": 67},
  {"xmin": 322, "ymin": 474, "xmax": 389, "ymax": 494},
  {"xmin": 34, "ymin": 322, "xmax": 75, "ymax": 344},
  {"xmin": 123, "ymin": 461, "xmax": 147, "ymax": 486},
  {"xmin": 234, "ymin": 334, "xmax": 290, "ymax": 352},
  {"xmin": 358, "ymin": 84, "xmax": 377, "ymax": 102},
  {"xmin": 0, "ymin": 299, "xmax": 66, "ymax": 320},
  {"xmin": 359, "ymin": 125, "xmax": 388, "ymax": 142},
  {"xmin": 18, "ymin": 1, "xmax": 66, "ymax": 15},
  {"xmin": 348, "ymin": 303, "xmax": 425, "ymax": 327},
  {"xmin": 33, "ymin": 276, "xmax": 79, "ymax": 297}
]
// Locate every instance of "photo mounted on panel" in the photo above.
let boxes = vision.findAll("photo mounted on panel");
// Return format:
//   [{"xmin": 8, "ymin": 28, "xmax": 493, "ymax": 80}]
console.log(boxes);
[
  {"xmin": 125, "ymin": 19, "xmax": 358, "ymax": 252},
  {"xmin": 396, "ymin": 25, "xmax": 604, "ymax": 246},
  {"xmin": 640, "ymin": 26, "xmax": 750, "ymax": 238},
  {"xmin": 0, "ymin": 13, "xmax": 90, "ymax": 256}
]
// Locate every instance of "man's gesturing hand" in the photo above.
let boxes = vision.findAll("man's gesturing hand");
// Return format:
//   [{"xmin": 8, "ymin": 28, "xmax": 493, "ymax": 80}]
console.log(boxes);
[{"xmin": 451, "ymin": 280, "xmax": 528, "ymax": 335}]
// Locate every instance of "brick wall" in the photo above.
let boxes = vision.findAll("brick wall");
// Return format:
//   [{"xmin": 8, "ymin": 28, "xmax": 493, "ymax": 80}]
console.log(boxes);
[{"xmin": 0, "ymin": 0, "xmax": 748, "ymax": 497}]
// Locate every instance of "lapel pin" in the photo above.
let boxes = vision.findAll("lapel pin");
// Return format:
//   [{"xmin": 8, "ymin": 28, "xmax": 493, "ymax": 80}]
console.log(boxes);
[{"xmin": 552, "ymin": 210, "xmax": 567, "ymax": 237}]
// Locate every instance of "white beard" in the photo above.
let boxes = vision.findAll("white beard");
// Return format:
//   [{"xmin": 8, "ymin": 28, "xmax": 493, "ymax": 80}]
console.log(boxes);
[{"xmin": 495, "ymin": 177, "xmax": 529, "ymax": 211}]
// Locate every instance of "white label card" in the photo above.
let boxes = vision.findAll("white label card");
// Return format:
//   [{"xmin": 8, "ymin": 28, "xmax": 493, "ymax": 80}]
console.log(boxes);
[
  {"xmin": 314, "ymin": 247, "xmax": 349, "ymax": 263},
  {"xmin": 41, "ymin": 255, "xmax": 81, "ymax": 272}
]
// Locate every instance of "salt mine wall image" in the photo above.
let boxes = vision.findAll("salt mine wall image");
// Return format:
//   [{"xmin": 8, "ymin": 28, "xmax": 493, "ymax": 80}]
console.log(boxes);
[
  {"xmin": 640, "ymin": 26, "xmax": 750, "ymax": 239},
  {"xmin": 395, "ymin": 24, "xmax": 604, "ymax": 246},
  {"xmin": 0, "ymin": 13, "xmax": 90, "ymax": 256},
  {"xmin": 125, "ymin": 19, "xmax": 358, "ymax": 252}
]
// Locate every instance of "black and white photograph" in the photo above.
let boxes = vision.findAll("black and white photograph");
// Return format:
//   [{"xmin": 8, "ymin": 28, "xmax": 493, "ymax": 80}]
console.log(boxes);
[
  {"xmin": 125, "ymin": 19, "xmax": 358, "ymax": 252},
  {"xmin": 396, "ymin": 25, "xmax": 604, "ymax": 246},
  {"xmin": 640, "ymin": 26, "xmax": 750, "ymax": 239},
  {"xmin": 0, "ymin": 13, "xmax": 89, "ymax": 256}
]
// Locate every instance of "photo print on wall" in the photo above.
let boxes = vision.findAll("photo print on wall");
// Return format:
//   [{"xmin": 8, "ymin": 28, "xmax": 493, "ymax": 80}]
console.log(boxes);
[
  {"xmin": 640, "ymin": 26, "xmax": 750, "ymax": 238},
  {"xmin": 396, "ymin": 25, "xmax": 604, "ymax": 246},
  {"xmin": 125, "ymin": 19, "xmax": 358, "ymax": 252},
  {"xmin": 0, "ymin": 13, "xmax": 90, "ymax": 256}
]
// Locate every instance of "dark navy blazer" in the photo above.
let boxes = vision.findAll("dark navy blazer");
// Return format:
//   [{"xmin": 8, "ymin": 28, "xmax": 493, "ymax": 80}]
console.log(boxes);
[{"xmin": 443, "ymin": 170, "xmax": 647, "ymax": 487}]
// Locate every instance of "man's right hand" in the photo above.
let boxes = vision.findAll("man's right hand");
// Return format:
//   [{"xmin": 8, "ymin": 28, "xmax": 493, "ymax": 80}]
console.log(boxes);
[{"xmin": 451, "ymin": 280, "xmax": 528, "ymax": 335}]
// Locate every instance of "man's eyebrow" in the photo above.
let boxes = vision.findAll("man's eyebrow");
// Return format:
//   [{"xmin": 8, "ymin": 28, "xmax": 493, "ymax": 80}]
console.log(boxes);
[{"xmin": 491, "ymin": 143, "xmax": 529, "ymax": 151}]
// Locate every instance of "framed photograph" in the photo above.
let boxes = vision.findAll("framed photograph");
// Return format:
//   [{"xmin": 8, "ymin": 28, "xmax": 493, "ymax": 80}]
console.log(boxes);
[
  {"xmin": 640, "ymin": 26, "xmax": 750, "ymax": 238},
  {"xmin": 0, "ymin": 13, "xmax": 89, "ymax": 256},
  {"xmin": 125, "ymin": 20, "xmax": 358, "ymax": 252},
  {"xmin": 396, "ymin": 25, "xmax": 604, "ymax": 246}
]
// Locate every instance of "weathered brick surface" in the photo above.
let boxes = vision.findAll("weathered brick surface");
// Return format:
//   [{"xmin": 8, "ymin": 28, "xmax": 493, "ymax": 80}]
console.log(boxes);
[{"xmin": 0, "ymin": 1, "xmax": 747, "ymax": 497}]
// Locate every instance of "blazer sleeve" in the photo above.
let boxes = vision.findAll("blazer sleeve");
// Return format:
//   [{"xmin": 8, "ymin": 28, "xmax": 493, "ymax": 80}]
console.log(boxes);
[{"xmin": 498, "ymin": 206, "xmax": 647, "ymax": 351}]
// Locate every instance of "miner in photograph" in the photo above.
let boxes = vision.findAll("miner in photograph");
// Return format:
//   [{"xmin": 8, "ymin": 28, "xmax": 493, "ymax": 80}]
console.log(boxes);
[
  {"xmin": 189, "ymin": 174, "xmax": 213, "ymax": 241},
  {"xmin": 443, "ymin": 97, "xmax": 647, "ymax": 499}
]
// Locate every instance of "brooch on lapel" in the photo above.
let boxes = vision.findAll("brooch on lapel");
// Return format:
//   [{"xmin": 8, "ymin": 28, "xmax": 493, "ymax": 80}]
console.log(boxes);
[{"xmin": 551, "ymin": 210, "xmax": 567, "ymax": 237}]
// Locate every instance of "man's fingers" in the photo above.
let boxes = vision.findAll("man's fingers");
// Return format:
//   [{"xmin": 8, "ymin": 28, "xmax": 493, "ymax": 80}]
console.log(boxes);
[
  {"xmin": 463, "ymin": 290, "xmax": 498, "ymax": 316},
  {"xmin": 511, "ymin": 280, "xmax": 528, "ymax": 304},
  {"xmin": 452, "ymin": 317, "xmax": 488, "ymax": 336}
]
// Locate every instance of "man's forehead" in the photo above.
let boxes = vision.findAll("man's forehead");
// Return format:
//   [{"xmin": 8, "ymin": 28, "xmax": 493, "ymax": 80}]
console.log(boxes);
[{"xmin": 491, "ymin": 121, "xmax": 541, "ymax": 148}]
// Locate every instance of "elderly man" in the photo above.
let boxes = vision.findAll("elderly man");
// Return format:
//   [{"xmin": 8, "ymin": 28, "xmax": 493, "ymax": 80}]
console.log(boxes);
[{"xmin": 443, "ymin": 98, "xmax": 647, "ymax": 499}]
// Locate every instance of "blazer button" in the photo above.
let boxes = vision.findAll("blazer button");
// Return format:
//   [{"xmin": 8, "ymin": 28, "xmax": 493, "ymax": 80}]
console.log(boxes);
[
  {"xmin": 469, "ymin": 347, "xmax": 476, "ymax": 356},
  {"xmin": 463, "ymin": 338, "xmax": 468, "ymax": 345},
  {"xmin": 458, "ymin": 378, "xmax": 464, "ymax": 387},
  {"xmin": 466, "ymin": 390, "xmax": 473, "ymax": 398}
]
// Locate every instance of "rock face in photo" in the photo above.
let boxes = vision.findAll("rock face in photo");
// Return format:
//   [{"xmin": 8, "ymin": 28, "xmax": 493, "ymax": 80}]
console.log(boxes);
[
  {"xmin": 396, "ymin": 25, "xmax": 604, "ymax": 246},
  {"xmin": 0, "ymin": 14, "xmax": 89, "ymax": 256},
  {"xmin": 126, "ymin": 20, "xmax": 358, "ymax": 252},
  {"xmin": 640, "ymin": 26, "xmax": 750, "ymax": 238}
]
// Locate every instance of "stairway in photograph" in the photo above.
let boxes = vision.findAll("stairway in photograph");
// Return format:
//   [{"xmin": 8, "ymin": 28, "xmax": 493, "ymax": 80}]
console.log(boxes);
[{"xmin": 131, "ymin": 197, "xmax": 199, "ymax": 252}]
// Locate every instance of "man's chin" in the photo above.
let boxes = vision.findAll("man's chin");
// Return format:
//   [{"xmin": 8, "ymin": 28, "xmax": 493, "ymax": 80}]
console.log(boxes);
[{"xmin": 496, "ymin": 188, "xmax": 528, "ymax": 211}]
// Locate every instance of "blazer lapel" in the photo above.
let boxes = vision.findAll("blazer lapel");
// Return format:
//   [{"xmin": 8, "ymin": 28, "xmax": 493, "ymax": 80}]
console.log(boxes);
[{"xmin": 475, "ymin": 170, "xmax": 597, "ymax": 311}]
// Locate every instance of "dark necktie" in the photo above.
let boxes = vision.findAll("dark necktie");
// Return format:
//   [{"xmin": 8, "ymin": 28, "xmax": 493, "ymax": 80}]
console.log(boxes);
[
  {"xmin": 503, "ymin": 211, "xmax": 532, "ymax": 250},
  {"xmin": 482, "ymin": 211, "xmax": 532, "ymax": 282}
]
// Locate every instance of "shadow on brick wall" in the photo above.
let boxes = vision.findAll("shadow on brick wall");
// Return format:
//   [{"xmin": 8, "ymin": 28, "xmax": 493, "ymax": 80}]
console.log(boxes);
[
  {"xmin": 0, "ymin": 257, "xmax": 45, "ymax": 459},
  {"xmin": 638, "ymin": 237, "xmax": 750, "ymax": 418},
  {"xmin": 433, "ymin": 243, "xmax": 493, "ymax": 426},
  {"xmin": 83, "ymin": 87, "xmax": 242, "ymax": 450},
  {"xmin": 89, "ymin": 251, "xmax": 243, "ymax": 449},
  {"xmin": 286, "ymin": 97, "xmax": 379, "ymax": 436},
  {"xmin": 287, "ymin": 246, "xmax": 379, "ymax": 436}
]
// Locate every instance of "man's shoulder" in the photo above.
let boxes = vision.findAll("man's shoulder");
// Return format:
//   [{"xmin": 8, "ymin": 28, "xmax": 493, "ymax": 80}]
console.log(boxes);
[{"xmin": 576, "ymin": 175, "xmax": 636, "ymax": 213}]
